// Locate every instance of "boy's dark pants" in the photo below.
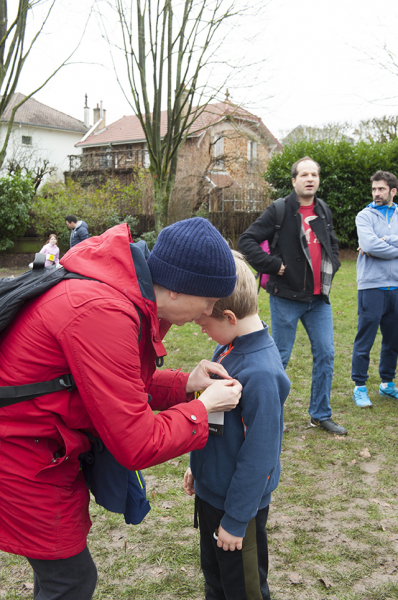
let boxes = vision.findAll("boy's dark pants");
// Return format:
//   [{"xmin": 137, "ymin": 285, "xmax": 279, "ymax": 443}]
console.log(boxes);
[{"xmin": 196, "ymin": 496, "xmax": 270, "ymax": 600}]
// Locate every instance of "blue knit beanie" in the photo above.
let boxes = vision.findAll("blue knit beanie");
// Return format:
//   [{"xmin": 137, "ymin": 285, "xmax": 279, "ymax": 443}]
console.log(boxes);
[{"xmin": 147, "ymin": 218, "xmax": 237, "ymax": 297}]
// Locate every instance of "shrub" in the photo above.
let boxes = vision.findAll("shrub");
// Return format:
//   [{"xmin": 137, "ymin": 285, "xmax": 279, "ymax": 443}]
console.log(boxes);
[
  {"xmin": 31, "ymin": 177, "xmax": 147, "ymax": 248},
  {"xmin": 0, "ymin": 173, "xmax": 35, "ymax": 251},
  {"xmin": 137, "ymin": 229, "xmax": 157, "ymax": 250},
  {"xmin": 265, "ymin": 139, "xmax": 398, "ymax": 248},
  {"xmin": 104, "ymin": 213, "xmax": 157, "ymax": 249}
]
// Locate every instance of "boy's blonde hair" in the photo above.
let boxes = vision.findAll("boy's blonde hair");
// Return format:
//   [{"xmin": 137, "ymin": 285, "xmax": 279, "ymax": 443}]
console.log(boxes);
[{"xmin": 211, "ymin": 250, "xmax": 258, "ymax": 319}]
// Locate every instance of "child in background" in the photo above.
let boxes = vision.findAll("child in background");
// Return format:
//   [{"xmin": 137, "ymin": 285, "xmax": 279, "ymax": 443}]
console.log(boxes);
[
  {"xmin": 184, "ymin": 251, "xmax": 290, "ymax": 600},
  {"xmin": 40, "ymin": 234, "xmax": 60, "ymax": 267}
]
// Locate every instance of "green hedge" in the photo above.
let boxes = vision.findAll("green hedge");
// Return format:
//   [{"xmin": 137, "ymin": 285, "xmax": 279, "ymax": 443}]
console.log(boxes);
[
  {"xmin": 265, "ymin": 139, "xmax": 398, "ymax": 248},
  {"xmin": 0, "ymin": 173, "xmax": 35, "ymax": 251}
]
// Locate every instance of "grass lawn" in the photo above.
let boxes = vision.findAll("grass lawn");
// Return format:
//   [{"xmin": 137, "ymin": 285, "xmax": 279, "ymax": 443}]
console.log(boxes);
[{"xmin": 1, "ymin": 259, "xmax": 398, "ymax": 599}]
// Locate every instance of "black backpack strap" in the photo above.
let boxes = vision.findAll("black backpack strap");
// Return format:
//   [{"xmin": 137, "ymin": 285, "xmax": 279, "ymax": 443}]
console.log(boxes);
[
  {"xmin": 63, "ymin": 272, "xmax": 99, "ymax": 282},
  {"xmin": 270, "ymin": 197, "xmax": 286, "ymax": 252},
  {"xmin": 0, "ymin": 373, "xmax": 76, "ymax": 408}
]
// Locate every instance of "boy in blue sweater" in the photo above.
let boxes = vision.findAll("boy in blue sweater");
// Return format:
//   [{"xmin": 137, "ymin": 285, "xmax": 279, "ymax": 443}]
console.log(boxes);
[{"xmin": 183, "ymin": 251, "xmax": 290, "ymax": 600}]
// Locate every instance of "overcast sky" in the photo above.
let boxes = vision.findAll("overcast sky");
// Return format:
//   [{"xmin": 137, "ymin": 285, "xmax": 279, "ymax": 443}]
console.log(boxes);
[{"xmin": 15, "ymin": 0, "xmax": 398, "ymax": 142}]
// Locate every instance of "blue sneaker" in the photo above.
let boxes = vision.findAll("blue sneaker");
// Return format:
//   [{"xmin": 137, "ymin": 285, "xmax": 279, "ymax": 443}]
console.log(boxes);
[
  {"xmin": 379, "ymin": 382, "xmax": 398, "ymax": 399},
  {"xmin": 353, "ymin": 386, "xmax": 372, "ymax": 407}
]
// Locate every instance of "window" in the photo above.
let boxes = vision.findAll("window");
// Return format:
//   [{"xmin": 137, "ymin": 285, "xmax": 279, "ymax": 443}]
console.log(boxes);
[
  {"xmin": 22, "ymin": 135, "xmax": 32, "ymax": 146},
  {"xmin": 213, "ymin": 134, "xmax": 224, "ymax": 169},
  {"xmin": 247, "ymin": 140, "xmax": 257, "ymax": 161},
  {"xmin": 100, "ymin": 146, "xmax": 113, "ymax": 168},
  {"xmin": 247, "ymin": 140, "xmax": 258, "ymax": 173}
]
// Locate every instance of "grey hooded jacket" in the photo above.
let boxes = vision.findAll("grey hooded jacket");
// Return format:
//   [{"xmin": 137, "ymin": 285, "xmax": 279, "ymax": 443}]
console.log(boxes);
[{"xmin": 356, "ymin": 202, "xmax": 398, "ymax": 290}]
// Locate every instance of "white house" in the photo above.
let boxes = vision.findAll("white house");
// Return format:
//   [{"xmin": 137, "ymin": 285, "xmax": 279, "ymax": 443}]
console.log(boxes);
[{"xmin": 0, "ymin": 93, "xmax": 88, "ymax": 183}]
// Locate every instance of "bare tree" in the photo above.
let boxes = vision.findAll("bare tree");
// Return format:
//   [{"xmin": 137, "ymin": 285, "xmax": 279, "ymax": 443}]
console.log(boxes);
[
  {"xmin": 0, "ymin": 0, "xmax": 87, "ymax": 169},
  {"xmin": 356, "ymin": 115, "xmax": 398, "ymax": 143},
  {"xmin": 4, "ymin": 140, "xmax": 58, "ymax": 190},
  {"xmin": 282, "ymin": 122, "xmax": 353, "ymax": 145},
  {"xmin": 104, "ymin": 0, "xmax": 266, "ymax": 232}
]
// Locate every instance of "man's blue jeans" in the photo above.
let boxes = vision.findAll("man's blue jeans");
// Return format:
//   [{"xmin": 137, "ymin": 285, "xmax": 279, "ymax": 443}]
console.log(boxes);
[
  {"xmin": 269, "ymin": 295, "xmax": 334, "ymax": 421},
  {"xmin": 351, "ymin": 288, "xmax": 398, "ymax": 386}
]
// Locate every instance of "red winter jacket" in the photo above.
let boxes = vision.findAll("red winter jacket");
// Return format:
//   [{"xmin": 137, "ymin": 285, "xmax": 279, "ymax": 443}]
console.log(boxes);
[{"xmin": 0, "ymin": 225, "xmax": 209, "ymax": 560}]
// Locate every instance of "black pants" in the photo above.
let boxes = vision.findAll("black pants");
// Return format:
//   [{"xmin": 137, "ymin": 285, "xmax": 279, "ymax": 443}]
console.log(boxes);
[
  {"xmin": 27, "ymin": 546, "xmax": 97, "ymax": 600},
  {"xmin": 196, "ymin": 496, "xmax": 271, "ymax": 600}
]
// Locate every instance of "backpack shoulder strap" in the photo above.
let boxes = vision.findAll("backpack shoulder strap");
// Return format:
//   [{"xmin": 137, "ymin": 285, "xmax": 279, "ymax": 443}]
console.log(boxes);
[
  {"xmin": 270, "ymin": 196, "xmax": 287, "ymax": 251},
  {"xmin": 0, "ymin": 373, "xmax": 77, "ymax": 408}
]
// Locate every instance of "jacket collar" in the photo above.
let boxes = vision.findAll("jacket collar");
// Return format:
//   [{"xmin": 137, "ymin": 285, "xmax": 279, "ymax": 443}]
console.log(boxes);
[{"xmin": 288, "ymin": 189, "xmax": 321, "ymax": 209}]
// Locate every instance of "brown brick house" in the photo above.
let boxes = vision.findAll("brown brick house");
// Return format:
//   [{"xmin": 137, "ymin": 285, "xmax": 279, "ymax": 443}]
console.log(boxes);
[{"xmin": 67, "ymin": 93, "xmax": 281, "ymax": 217}]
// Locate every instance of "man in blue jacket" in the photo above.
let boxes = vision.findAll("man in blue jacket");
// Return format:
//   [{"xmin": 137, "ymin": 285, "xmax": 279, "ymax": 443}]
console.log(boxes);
[
  {"xmin": 65, "ymin": 214, "xmax": 90, "ymax": 248},
  {"xmin": 352, "ymin": 170, "xmax": 398, "ymax": 407}
]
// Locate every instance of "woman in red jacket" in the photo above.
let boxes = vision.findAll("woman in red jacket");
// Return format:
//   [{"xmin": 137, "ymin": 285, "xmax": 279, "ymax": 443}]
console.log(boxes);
[{"xmin": 0, "ymin": 218, "xmax": 241, "ymax": 600}]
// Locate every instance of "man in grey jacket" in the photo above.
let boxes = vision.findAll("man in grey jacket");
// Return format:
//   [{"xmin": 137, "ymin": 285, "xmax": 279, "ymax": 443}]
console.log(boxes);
[
  {"xmin": 352, "ymin": 170, "xmax": 398, "ymax": 407},
  {"xmin": 65, "ymin": 215, "xmax": 90, "ymax": 248}
]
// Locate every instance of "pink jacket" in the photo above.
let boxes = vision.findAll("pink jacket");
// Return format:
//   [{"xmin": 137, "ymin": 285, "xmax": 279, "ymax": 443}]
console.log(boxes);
[
  {"xmin": 0, "ymin": 225, "xmax": 209, "ymax": 560},
  {"xmin": 39, "ymin": 242, "xmax": 60, "ymax": 267}
]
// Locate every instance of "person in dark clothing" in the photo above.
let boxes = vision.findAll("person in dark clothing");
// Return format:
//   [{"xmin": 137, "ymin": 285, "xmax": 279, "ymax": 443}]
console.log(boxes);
[
  {"xmin": 184, "ymin": 251, "xmax": 290, "ymax": 600},
  {"xmin": 238, "ymin": 157, "xmax": 347, "ymax": 436},
  {"xmin": 65, "ymin": 214, "xmax": 90, "ymax": 248}
]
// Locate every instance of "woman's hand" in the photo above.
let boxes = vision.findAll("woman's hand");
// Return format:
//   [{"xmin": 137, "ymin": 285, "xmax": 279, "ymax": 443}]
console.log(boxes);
[
  {"xmin": 186, "ymin": 359, "xmax": 232, "ymax": 394},
  {"xmin": 198, "ymin": 379, "xmax": 242, "ymax": 414}
]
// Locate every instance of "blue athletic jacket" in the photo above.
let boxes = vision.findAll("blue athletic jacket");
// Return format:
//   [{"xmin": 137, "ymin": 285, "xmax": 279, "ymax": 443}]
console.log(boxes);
[{"xmin": 190, "ymin": 324, "xmax": 290, "ymax": 537}]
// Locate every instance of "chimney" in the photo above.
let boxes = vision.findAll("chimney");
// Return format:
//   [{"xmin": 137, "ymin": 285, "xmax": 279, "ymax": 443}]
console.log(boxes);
[
  {"xmin": 93, "ymin": 102, "xmax": 106, "ymax": 130},
  {"xmin": 84, "ymin": 94, "xmax": 90, "ymax": 128}
]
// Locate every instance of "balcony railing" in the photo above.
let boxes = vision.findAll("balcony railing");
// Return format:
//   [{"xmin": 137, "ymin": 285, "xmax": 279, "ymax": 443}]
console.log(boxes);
[{"xmin": 68, "ymin": 149, "xmax": 149, "ymax": 172}]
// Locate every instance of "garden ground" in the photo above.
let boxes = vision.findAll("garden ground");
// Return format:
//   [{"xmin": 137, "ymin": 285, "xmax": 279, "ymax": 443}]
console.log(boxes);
[{"xmin": 0, "ymin": 256, "xmax": 397, "ymax": 600}]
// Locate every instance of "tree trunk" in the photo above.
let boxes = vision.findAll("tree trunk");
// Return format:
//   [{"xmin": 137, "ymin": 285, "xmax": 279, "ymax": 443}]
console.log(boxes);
[{"xmin": 152, "ymin": 177, "xmax": 166, "ymax": 234}]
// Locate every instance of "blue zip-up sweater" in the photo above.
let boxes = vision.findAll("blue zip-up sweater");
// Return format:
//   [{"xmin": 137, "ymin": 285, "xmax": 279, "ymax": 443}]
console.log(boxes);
[
  {"xmin": 190, "ymin": 324, "xmax": 290, "ymax": 538},
  {"xmin": 356, "ymin": 202, "xmax": 398, "ymax": 290}
]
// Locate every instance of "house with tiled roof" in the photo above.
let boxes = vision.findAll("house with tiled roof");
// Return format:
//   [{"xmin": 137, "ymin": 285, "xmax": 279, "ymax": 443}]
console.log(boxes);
[
  {"xmin": 0, "ymin": 93, "xmax": 88, "ymax": 183},
  {"xmin": 68, "ymin": 92, "xmax": 281, "ymax": 215}
]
